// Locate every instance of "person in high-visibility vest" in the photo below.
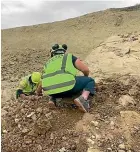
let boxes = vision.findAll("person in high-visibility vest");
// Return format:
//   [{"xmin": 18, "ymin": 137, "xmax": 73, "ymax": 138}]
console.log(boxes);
[
  {"xmin": 42, "ymin": 44, "xmax": 95, "ymax": 112},
  {"xmin": 16, "ymin": 72, "xmax": 42, "ymax": 101}
]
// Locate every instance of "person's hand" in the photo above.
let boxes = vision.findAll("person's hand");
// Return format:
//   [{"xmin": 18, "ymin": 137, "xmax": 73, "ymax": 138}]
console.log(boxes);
[{"xmin": 29, "ymin": 95, "xmax": 42, "ymax": 101}]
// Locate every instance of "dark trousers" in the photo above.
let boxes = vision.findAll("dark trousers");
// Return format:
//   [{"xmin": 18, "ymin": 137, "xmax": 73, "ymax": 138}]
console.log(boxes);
[{"xmin": 51, "ymin": 76, "xmax": 95, "ymax": 99}]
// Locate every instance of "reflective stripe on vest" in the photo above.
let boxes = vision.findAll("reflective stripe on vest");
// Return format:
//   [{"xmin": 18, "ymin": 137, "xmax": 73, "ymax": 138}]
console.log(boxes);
[
  {"xmin": 43, "ymin": 80, "xmax": 75, "ymax": 91},
  {"xmin": 42, "ymin": 54, "xmax": 68, "ymax": 79}
]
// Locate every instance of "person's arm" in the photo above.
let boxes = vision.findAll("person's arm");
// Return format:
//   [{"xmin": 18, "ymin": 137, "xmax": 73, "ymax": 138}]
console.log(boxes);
[
  {"xmin": 17, "ymin": 80, "xmax": 41, "ymax": 101},
  {"xmin": 17, "ymin": 90, "xmax": 41, "ymax": 101},
  {"xmin": 74, "ymin": 58, "xmax": 90, "ymax": 76},
  {"xmin": 16, "ymin": 89, "xmax": 29, "ymax": 100},
  {"xmin": 36, "ymin": 81, "xmax": 42, "ymax": 96}
]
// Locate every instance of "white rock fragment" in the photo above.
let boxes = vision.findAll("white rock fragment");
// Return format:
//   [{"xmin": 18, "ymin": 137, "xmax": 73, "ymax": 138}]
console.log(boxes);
[
  {"xmin": 95, "ymin": 134, "xmax": 101, "ymax": 140},
  {"xmin": 107, "ymin": 148, "xmax": 112, "ymax": 151},
  {"xmin": 59, "ymin": 147, "xmax": 66, "ymax": 152},
  {"xmin": 91, "ymin": 135, "xmax": 96, "ymax": 139},
  {"xmin": 87, "ymin": 148, "xmax": 101, "ymax": 152},
  {"xmin": 118, "ymin": 143, "xmax": 126, "ymax": 150},
  {"xmin": 91, "ymin": 121, "xmax": 99, "ymax": 127},
  {"xmin": 15, "ymin": 118, "xmax": 20, "ymax": 123},
  {"xmin": 18, "ymin": 124, "xmax": 21, "ymax": 129},
  {"xmin": 3, "ymin": 130, "xmax": 8, "ymax": 133},
  {"xmin": 87, "ymin": 138, "xmax": 95, "ymax": 145},
  {"xmin": 22, "ymin": 128, "xmax": 29, "ymax": 133},
  {"xmin": 50, "ymin": 133, "xmax": 54, "ymax": 140},
  {"xmin": 27, "ymin": 112, "xmax": 35, "ymax": 118},
  {"xmin": 110, "ymin": 121, "xmax": 115, "ymax": 130}
]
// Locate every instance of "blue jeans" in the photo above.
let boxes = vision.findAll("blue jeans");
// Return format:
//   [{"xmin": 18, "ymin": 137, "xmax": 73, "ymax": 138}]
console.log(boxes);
[{"xmin": 50, "ymin": 76, "xmax": 95, "ymax": 98}]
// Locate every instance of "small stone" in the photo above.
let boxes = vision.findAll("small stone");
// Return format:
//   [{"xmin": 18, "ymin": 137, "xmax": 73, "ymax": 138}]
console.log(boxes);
[
  {"xmin": 107, "ymin": 148, "xmax": 112, "ymax": 151},
  {"xmin": 91, "ymin": 135, "xmax": 96, "ymax": 139},
  {"xmin": 28, "ymin": 130, "xmax": 38, "ymax": 137},
  {"xmin": 87, "ymin": 138, "xmax": 95, "ymax": 145},
  {"xmin": 45, "ymin": 112, "xmax": 52, "ymax": 119},
  {"xmin": 31, "ymin": 114, "xmax": 37, "ymax": 121},
  {"xmin": 10, "ymin": 77, "xmax": 15, "ymax": 82},
  {"xmin": 25, "ymin": 139, "xmax": 32, "ymax": 144},
  {"xmin": 119, "ymin": 143, "xmax": 126, "ymax": 150},
  {"xmin": 62, "ymin": 136, "xmax": 67, "ymax": 140},
  {"xmin": 105, "ymin": 121, "xmax": 109, "ymax": 124},
  {"xmin": 50, "ymin": 133, "xmax": 54, "ymax": 140},
  {"xmin": 3, "ymin": 130, "xmax": 8, "ymax": 133},
  {"xmin": 18, "ymin": 124, "xmax": 21, "ymax": 129},
  {"xmin": 91, "ymin": 121, "xmax": 99, "ymax": 127},
  {"xmin": 36, "ymin": 107, "xmax": 42, "ymax": 113},
  {"xmin": 95, "ymin": 134, "xmax": 101, "ymax": 140},
  {"xmin": 22, "ymin": 128, "xmax": 29, "ymax": 133},
  {"xmin": 110, "ymin": 121, "xmax": 115, "ymax": 130},
  {"xmin": 9, "ymin": 61, "xmax": 15, "ymax": 65},
  {"xmin": 37, "ymin": 145, "xmax": 42, "ymax": 150},
  {"xmin": 27, "ymin": 112, "xmax": 35, "ymax": 118},
  {"xmin": 59, "ymin": 147, "xmax": 66, "ymax": 152},
  {"xmin": 15, "ymin": 118, "xmax": 20, "ymax": 123},
  {"xmin": 118, "ymin": 150, "xmax": 125, "ymax": 152},
  {"xmin": 71, "ymin": 144, "xmax": 76, "ymax": 150},
  {"xmin": 1, "ymin": 109, "xmax": 8, "ymax": 116}
]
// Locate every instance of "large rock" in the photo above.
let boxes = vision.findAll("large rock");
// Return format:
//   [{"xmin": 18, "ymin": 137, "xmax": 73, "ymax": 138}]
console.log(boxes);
[
  {"xmin": 117, "ymin": 95, "xmax": 136, "ymax": 106},
  {"xmin": 85, "ymin": 34, "xmax": 140, "ymax": 80}
]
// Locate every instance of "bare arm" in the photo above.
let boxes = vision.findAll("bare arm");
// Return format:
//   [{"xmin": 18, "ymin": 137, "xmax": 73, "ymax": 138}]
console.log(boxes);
[
  {"xmin": 36, "ymin": 82, "xmax": 42, "ymax": 96},
  {"xmin": 75, "ymin": 59, "xmax": 89, "ymax": 76},
  {"xmin": 20, "ymin": 94, "xmax": 31, "ymax": 100}
]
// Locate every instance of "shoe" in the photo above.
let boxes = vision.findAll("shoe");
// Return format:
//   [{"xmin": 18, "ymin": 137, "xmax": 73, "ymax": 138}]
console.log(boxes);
[{"xmin": 74, "ymin": 96, "xmax": 90, "ymax": 113}]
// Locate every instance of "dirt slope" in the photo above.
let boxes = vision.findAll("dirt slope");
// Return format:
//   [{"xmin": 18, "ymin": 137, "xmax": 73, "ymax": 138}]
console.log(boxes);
[
  {"xmin": 1, "ymin": 7, "xmax": 140, "ymax": 79},
  {"xmin": 1, "ymin": 5, "xmax": 140, "ymax": 152}
]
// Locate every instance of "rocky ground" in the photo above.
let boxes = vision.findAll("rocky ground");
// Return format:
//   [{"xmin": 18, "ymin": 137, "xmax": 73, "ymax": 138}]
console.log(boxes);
[
  {"xmin": 1, "ymin": 5, "xmax": 140, "ymax": 152},
  {"xmin": 1, "ymin": 75, "xmax": 140, "ymax": 152}
]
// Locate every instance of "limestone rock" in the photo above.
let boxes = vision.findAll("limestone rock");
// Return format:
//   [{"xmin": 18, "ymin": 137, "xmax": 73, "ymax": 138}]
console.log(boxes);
[
  {"xmin": 87, "ymin": 138, "xmax": 95, "ymax": 145},
  {"xmin": 110, "ymin": 121, "xmax": 115, "ymax": 130},
  {"xmin": 91, "ymin": 121, "xmax": 99, "ymax": 127},
  {"xmin": 118, "ymin": 143, "xmax": 125, "ymax": 150},
  {"xmin": 59, "ymin": 147, "xmax": 66, "ymax": 152},
  {"xmin": 27, "ymin": 112, "xmax": 35, "ymax": 118},
  {"xmin": 118, "ymin": 95, "xmax": 136, "ymax": 107}
]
